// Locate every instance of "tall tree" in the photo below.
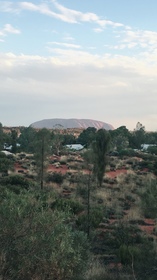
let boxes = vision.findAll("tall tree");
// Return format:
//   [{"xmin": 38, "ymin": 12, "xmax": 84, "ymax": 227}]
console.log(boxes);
[
  {"xmin": 51, "ymin": 133, "xmax": 64, "ymax": 155},
  {"xmin": 0, "ymin": 123, "xmax": 4, "ymax": 151},
  {"xmin": 77, "ymin": 127, "xmax": 97, "ymax": 147},
  {"xmin": 34, "ymin": 128, "xmax": 51, "ymax": 189},
  {"xmin": 11, "ymin": 129, "xmax": 18, "ymax": 153},
  {"xmin": 18, "ymin": 126, "xmax": 37, "ymax": 153},
  {"xmin": 110, "ymin": 126, "xmax": 130, "ymax": 151},
  {"xmin": 130, "ymin": 122, "xmax": 146, "ymax": 149},
  {"xmin": 92, "ymin": 129, "xmax": 110, "ymax": 187},
  {"xmin": 82, "ymin": 149, "xmax": 95, "ymax": 237}
]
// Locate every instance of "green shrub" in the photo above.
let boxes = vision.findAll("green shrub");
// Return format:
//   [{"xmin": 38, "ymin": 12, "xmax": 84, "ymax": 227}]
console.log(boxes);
[
  {"xmin": 118, "ymin": 244, "xmax": 140, "ymax": 265},
  {"xmin": 46, "ymin": 172, "xmax": 64, "ymax": 184},
  {"xmin": 76, "ymin": 205, "xmax": 104, "ymax": 231},
  {"xmin": 0, "ymin": 175, "xmax": 33, "ymax": 193},
  {"xmin": 147, "ymin": 146, "xmax": 157, "ymax": 155},
  {"xmin": 112, "ymin": 221, "xmax": 142, "ymax": 249},
  {"xmin": 76, "ymin": 185, "xmax": 88, "ymax": 199},
  {"xmin": 140, "ymin": 179, "xmax": 157, "ymax": 218},
  {"xmin": 119, "ymin": 149, "xmax": 137, "ymax": 157},
  {"xmin": 0, "ymin": 191, "xmax": 89, "ymax": 280},
  {"xmin": 51, "ymin": 198, "xmax": 84, "ymax": 215}
]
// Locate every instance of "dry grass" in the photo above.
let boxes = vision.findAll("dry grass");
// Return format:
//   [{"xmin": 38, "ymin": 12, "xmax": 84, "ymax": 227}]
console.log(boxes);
[
  {"xmin": 96, "ymin": 188, "xmax": 112, "ymax": 204},
  {"xmin": 84, "ymin": 259, "xmax": 110, "ymax": 280},
  {"xmin": 124, "ymin": 206, "xmax": 143, "ymax": 221}
]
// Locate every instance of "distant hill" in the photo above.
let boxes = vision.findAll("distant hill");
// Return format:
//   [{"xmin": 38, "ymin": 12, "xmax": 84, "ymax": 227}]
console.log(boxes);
[{"xmin": 30, "ymin": 118, "xmax": 114, "ymax": 130}]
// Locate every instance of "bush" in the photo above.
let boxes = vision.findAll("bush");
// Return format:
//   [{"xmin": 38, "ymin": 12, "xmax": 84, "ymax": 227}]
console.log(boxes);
[
  {"xmin": 46, "ymin": 172, "xmax": 64, "ymax": 184},
  {"xmin": 0, "ymin": 191, "xmax": 89, "ymax": 280},
  {"xmin": 76, "ymin": 185, "xmax": 88, "ymax": 199},
  {"xmin": 147, "ymin": 146, "xmax": 157, "ymax": 155},
  {"xmin": 118, "ymin": 244, "xmax": 140, "ymax": 265},
  {"xmin": 0, "ymin": 175, "xmax": 33, "ymax": 193},
  {"xmin": 76, "ymin": 205, "xmax": 104, "ymax": 231},
  {"xmin": 140, "ymin": 179, "xmax": 157, "ymax": 218},
  {"xmin": 119, "ymin": 149, "xmax": 137, "ymax": 157},
  {"xmin": 112, "ymin": 221, "xmax": 142, "ymax": 249},
  {"xmin": 51, "ymin": 198, "xmax": 84, "ymax": 215}
]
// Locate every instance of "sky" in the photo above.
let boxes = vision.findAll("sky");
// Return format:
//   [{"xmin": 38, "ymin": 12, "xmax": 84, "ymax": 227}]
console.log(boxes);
[{"xmin": 0, "ymin": 0, "xmax": 157, "ymax": 131}]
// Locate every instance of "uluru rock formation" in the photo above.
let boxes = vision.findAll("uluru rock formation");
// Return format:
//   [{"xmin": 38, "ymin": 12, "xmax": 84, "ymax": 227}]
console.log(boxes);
[{"xmin": 30, "ymin": 118, "xmax": 114, "ymax": 130}]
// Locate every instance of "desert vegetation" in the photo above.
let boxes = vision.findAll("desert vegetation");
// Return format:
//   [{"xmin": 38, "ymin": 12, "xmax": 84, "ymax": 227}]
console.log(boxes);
[{"xmin": 0, "ymin": 122, "xmax": 157, "ymax": 279}]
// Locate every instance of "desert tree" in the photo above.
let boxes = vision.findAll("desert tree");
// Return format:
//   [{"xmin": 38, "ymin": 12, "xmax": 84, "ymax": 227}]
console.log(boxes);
[
  {"xmin": 130, "ymin": 122, "xmax": 146, "ymax": 149},
  {"xmin": 110, "ymin": 125, "xmax": 130, "ymax": 151},
  {"xmin": 51, "ymin": 133, "xmax": 64, "ymax": 155},
  {"xmin": 0, "ymin": 123, "xmax": 4, "ymax": 151},
  {"xmin": 11, "ymin": 129, "xmax": 18, "ymax": 153},
  {"xmin": 82, "ymin": 149, "xmax": 95, "ymax": 237},
  {"xmin": 77, "ymin": 127, "xmax": 97, "ymax": 147},
  {"xmin": 34, "ymin": 128, "xmax": 51, "ymax": 189},
  {"xmin": 92, "ymin": 129, "xmax": 111, "ymax": 187},
  {"xmin": 18, "ymin": 126, "xmax": 37, "ymax": 153}
]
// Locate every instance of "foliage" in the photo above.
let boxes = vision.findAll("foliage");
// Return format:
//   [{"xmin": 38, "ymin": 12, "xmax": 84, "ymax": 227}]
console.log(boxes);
[
  {"xmin": 118, "ymin": 244, "xmax": 140, "ymax": 265},
  {"xmin": 51, "ymin": 133, "xmax": 64, "ymax": 155},
  {"xmin": 11, "ymin": 129, "xmax": 18, "ymax": 153},
  {"xmin": 0, "ymin": 190, "xmax": 89, "ymax": 280},
  {"xmin": 118, "ymin": 148, "xmax": 138, "ymax": 157},
  {"xmin": 62, "ymin": 134, "xmax": 76, "ymax": 145},
  {"xmin": 0, "ymin": 174, "xmax": 33, "ymax": 194},
  {"xmin": 129, "ymin": 122, "xmax": 146, "ymax": 149},
  {"xmin": 76, "ymin": 205, "xmax": 104, "ymax": 231},
  {"xmin": 18, "ymin": 126, "xmax": 37, "ymax": 153},
  {"xmin": 51, "ymin": 197, "xmax": 84, "ymax": 215},
  {"xmin": 147, "ymin": 145, "xmax": 157, "ymax": 155},
  {"xmin": 110, "ymin": 126, "xmax": 130, "ymax": 151},
  {"xmin": 34, "ymin": 128, "xmax": 52, "ymax": 189},
  {"xmin": 76, "ymin": 184, "xmax": 89, "ymax": 199},
  {"xmin": 113, "ymin": 221, "xmax": 142, "ymax": 249},
  {"xmin": 119, "ymin": 240, "xmax": 157, "ymax": 280},
  {"xmin": 0, "ymin": 122, "xmax": 4, "ymax": 150},
  {"xmin": 46, "ymin": 172, "xmax": 65, "ymax": 184},
  {"xmin": 0, "ymin": 152, "xmax": 14, "ymax": 175},
  {"xmin": 92, "ymin": 129, "xmax": 111, "ymax": 187},
  {"xmin": 77, "ymin": 127, "xmax": 97, "ymax": 147},
  {"xmin": 145, "ymin": 131, "xmax": 157, "ymax": 144},
  {"xmin": 140, "ymin": 179, "xmax": 157, "ymax": 218},
  {"xmin": 133, "ymin": 240, "xmax": 157, "ymax": 280}
]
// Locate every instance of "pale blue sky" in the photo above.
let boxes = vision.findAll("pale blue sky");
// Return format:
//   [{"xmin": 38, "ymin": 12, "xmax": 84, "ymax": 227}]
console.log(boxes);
[{"xmin": 0, "ymin": 0, "xmax": 157, "ymax": 130}]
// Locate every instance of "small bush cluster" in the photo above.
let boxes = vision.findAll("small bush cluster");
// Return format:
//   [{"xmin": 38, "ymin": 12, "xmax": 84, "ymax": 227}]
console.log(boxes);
[
  {"xmin": 51, "ymin": 197, "xmax": 84, "ymax": 215},
  {"xmin": 46, "ymin": 172, "xmax": 64, "ymax": 184}
]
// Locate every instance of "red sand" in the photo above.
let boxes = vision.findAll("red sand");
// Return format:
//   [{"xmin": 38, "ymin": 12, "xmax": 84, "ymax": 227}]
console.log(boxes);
[
  {"xmin": 47, "ymin": 164, "xmax": 68, "ymax": 174},
  {"xmin": 106, "ymin": 169, "xmax": 128, "ymax": 178},
  {"xmin": 14, "ymin": 163, "xmax": 27, "ymax": 173}
]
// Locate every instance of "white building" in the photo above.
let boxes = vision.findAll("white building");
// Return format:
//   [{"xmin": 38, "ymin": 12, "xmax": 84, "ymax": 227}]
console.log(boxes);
[
  {"xmin": 141, "ymin": 144, "xmax": 157, "ymax": 151},
  {"xmin": 66, "ymin": 144, "xmax": 84, "ymax": 151}
]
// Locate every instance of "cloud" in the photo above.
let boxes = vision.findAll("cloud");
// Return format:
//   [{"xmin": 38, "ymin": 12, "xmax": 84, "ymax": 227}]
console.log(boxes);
[
  {"xmin": 63, "ymin": 34, "xmax": 75, "ymax": 41},
  {"xmin": 1, "ymin": 2, "xmax": 157, "ymax": 130},
  {"xmin": 0, "ymin": 1, "xmax": 19, "ymax": 13},
  {"xmin": 51, "ymin": 1, "xmax": 125, "ymax": 28},
  {"xmin": 0, "ymin": 1, "xmax": 125, "ymax": 29},
  {"xmin": 47, "ymin": 42, "xmax": 82, "ymax": 49},
  {"xmin": 93, "ymin": 28, "xmax": 103, "ymax": 33},
  {"xmin": 1, "ymin": 51, "xmax": 157, "ymax": 130},
  {"xmin": 113, "ymin": 28, "xmax": 157, "ymax": 53},
  {"xmin": 0, "ymin": 24, "xmax": 21, "ymax": 40},
  {"xmin": 3, "ymin": 23, "xmax": 21, "ymax": 34}
]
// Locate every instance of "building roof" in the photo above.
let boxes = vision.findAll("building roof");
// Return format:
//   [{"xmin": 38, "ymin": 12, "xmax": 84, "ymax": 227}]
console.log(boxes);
[{"xmin": 66, "ymin": 144, "xmax": 84, "ymax": 151}]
